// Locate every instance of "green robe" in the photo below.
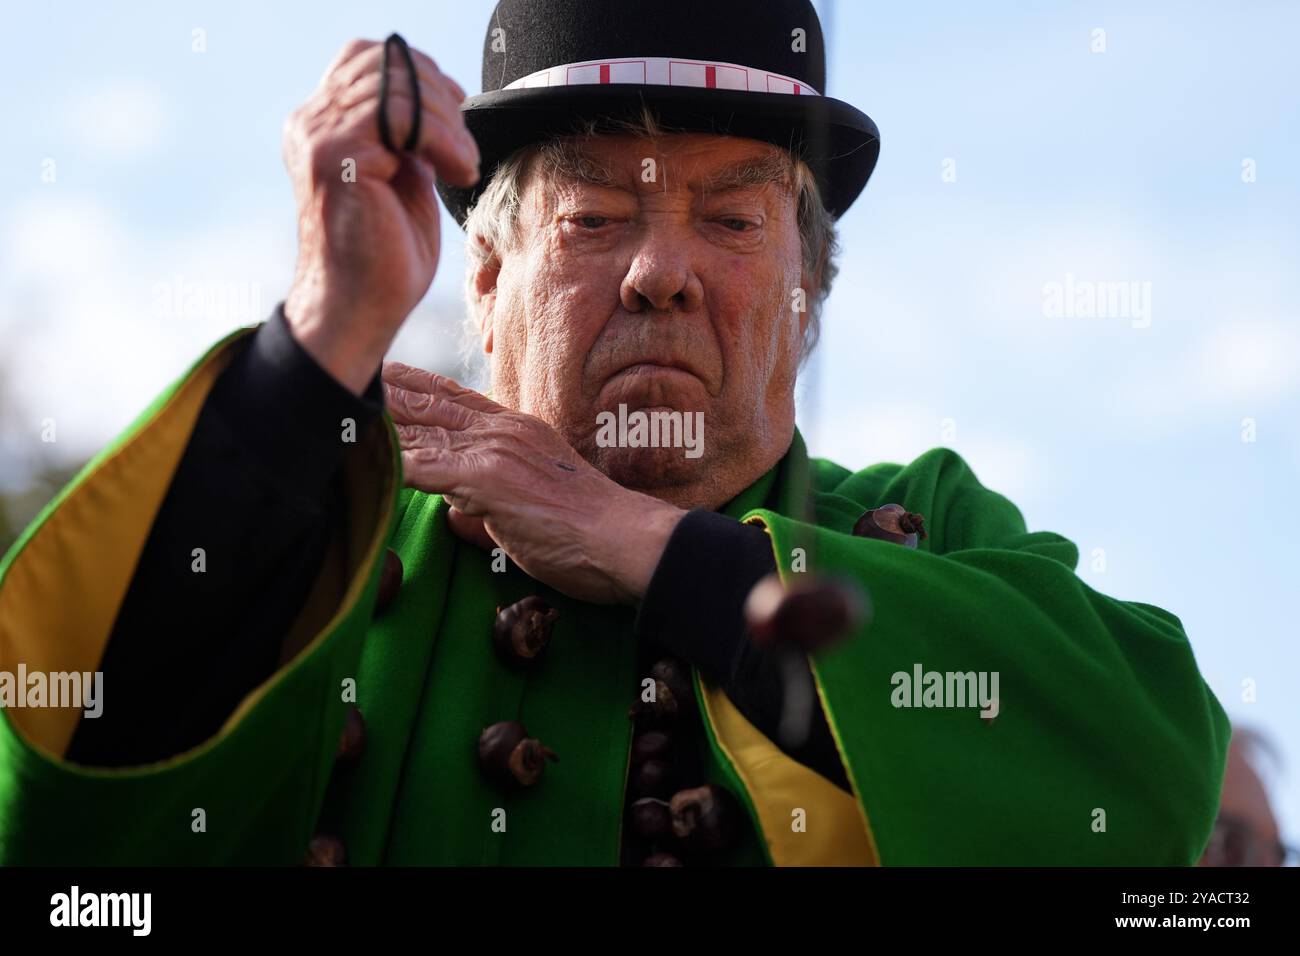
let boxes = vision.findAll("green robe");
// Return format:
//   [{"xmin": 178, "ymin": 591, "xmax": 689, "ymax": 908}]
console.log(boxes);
[{"xmin": 0, "ymin": 329, "xmax": 1229, "ymax": 865}]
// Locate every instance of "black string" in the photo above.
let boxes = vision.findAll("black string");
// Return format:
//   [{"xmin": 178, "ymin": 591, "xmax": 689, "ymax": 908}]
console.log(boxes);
[{"xmin": 378, "ymin": 33, "xmax": 422, "ymax": 154}]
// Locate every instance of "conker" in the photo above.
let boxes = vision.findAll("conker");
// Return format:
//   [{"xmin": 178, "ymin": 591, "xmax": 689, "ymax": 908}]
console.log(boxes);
[
  {"xmin": 492, "ymin": 596, "xmax": 559, "ymax": 670},
  {"xmin": 627, "ymin": 797, "xmax": 673, "ymax": 841},
  {"xmin": 670, "ymin": 784, "xmax": 743, "ymax": 853},
  {"xmin": 477, "ymin": 720, "xmax": 558, "ymax": 789},
  {"xmin": 643, "ymin": 852, "xmax": 684, "ymax": 867},
  {"xmin": 628, "ymin": 757, "xmax": 674, "ymax": 800},
  {"xmin": 628, "ymin": 679, "xmax": 680, "ymax": 723},
  {"xmin": 743, "ymin": 573, "xmax": 868, "ymax": 651},
  {"xmin": 852, "ymin": 503, "xmax": 927, "ymax": 548},
  {"xmin": 630, "ymin": 730, "xmax": 672, "ymax": 764},
  {"xmin": 650, "ymin": 658, "xmax": 692, "ymax": 707}
]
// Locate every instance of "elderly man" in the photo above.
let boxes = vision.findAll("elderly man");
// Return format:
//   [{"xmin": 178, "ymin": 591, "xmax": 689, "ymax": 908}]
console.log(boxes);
[{"xmin": 0, "ymin": 0, "xmax": 1227, "ymax": 866}]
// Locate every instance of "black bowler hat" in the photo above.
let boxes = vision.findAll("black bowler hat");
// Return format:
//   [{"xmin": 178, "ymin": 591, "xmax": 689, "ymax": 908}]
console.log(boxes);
[{"xmin": 434, "ymin": 0, "xmax": 880, "ymax": 226}]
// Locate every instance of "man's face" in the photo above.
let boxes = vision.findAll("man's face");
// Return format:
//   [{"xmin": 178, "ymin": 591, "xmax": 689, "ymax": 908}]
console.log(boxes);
[{"xmin": 477, "ymin": 132, "xmax": 809, "ymax": 509}]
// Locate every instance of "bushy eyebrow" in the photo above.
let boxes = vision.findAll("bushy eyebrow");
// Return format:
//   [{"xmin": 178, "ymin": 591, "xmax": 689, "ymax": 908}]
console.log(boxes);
[
  {"xmin": 538, "ymin": 139, "xmax": 625, "ymax": 189},
  {"xmin": 538, "ymin": 138, "xmax": 793, "ymax": 196},
  {"xmin": 697, "ymin": 152, "xmax": 794, "ymax": 194}
]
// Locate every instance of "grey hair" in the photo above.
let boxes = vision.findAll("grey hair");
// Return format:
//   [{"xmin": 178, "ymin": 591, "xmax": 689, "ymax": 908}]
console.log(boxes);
[{"xmin": 458, "ymin": 106, "xmax": 840, "ymax": 385}]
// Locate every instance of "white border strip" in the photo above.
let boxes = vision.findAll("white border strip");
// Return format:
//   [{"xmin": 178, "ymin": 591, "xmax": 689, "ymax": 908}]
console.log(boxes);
[{"xmin": 501, "ymin": 56, "xmax": 820, "ymax": 96}]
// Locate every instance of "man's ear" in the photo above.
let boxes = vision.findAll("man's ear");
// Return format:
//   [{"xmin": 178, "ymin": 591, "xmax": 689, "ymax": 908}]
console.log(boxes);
[{"xmin": 469, "ymin": 237, "xmax": 501, "ymax": 354}]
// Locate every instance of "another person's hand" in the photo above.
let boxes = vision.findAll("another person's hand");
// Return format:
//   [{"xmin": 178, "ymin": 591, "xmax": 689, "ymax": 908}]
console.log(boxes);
[
  {"xmin": 383, "ymin": 362, "xmax": 687, "ymax": 605},
  {"xmin": 282, "ymin": 38, "xmax": 480, "ymax": 394}
]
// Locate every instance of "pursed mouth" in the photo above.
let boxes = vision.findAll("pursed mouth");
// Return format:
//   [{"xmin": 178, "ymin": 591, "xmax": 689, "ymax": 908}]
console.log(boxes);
[{"xmin": 613, "ymin": 362, "xmax": 700, "ymax": 379}]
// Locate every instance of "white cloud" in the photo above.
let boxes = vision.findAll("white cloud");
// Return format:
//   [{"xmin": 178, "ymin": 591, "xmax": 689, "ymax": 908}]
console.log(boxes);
[
  {"xmin": 948, "ymin": 434, "xmax": 1046, "ymax": 503},
  {"xmin": 807, "ymin": 401, "xmax": 939, "ymax": 470},
  {"xmin": 805, "ymin": 400, "xmax": 1045, "ymax": 502},
  {"xmin": 0, "ymin": 194, "xmax": 295, "ymax": 477},
  {"xmin": 1109, "ymin": 319, "xmax": 1300, "ymax": 428},
  {"xmin": 1195, "ymin": 322, "xmax": 1300, "ymax": 402},
  {"xmin": 2, "ymin": 196, "xmax": 119, "ymax": 282},
  {"xmin": 66, "ymin": 83, "xmax": 169, "ymax": 159}
]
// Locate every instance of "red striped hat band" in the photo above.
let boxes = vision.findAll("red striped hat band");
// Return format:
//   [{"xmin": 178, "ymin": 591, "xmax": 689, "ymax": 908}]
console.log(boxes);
[{"xmin": 501, "ymin": 55, "xmax": 821, "ymax": 96}]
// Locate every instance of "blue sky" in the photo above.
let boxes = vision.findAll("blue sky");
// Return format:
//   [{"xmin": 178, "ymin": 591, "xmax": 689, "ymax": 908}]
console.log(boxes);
[{"xmin": 1, "ymin": 1, "xmax": 1296, "ymax": 854}]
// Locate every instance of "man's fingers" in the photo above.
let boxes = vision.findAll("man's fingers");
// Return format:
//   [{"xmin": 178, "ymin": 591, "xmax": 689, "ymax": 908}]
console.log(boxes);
[
  {"xmin": 336, "ymin": 65, "xmax": 463, "ymax": 119},
  {"xmin": 401, "ymin": 76, "xmax": 478, "ymax": 178},
  {"xmin": 333, "ymin": 46, "xmax": 467, "ymax": 123},
  {"xmin": 338, "ymin": 92, "xmax": 478, "ymax": 185},
  {"xmin": 330, "ymin": 42, "xmax": 469, "ymax": 141},
  {"xmin": 353, "ymin": 82, "xmax": 478, "ymax": 167},
  {"xmin": 319, "ymin": 38, "xmax": 379, "ymax": 86},
  {"xmin": 399, "ymin": 445, "xmax": 462, "ymax": 495},
  {"xmin": 325, "ymin": 43, "xmax": 387, "ymax": 95},
  {"xmin": 383, "ymin": 360, "xmax": 466, "ymax": 395},
  {"xmin": 383, "ymin": 362, "xmax": 501, "ymax": 411},
  {"xmin": 320, "ymin": 41, "xmax": 478, "ymax": 180},
  {"xmin": 407, "ymin": 47, "xmax": 468, "ymax": 104},
  {"xmin": 447, "ymin": 507, "xmax": 497, "ymax": 551},
  {"xmin": 399, "ymin": 422, "xmax": 482, "ymax": 454},
  {"xmin": 389, "ymin": 383, "xmax": 475, "ymax": 430}
]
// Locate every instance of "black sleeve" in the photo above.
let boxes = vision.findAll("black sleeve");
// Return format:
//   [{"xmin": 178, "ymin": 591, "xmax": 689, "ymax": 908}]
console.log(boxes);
[
  {"xmin": 632, "ymin": 508, "xmax": 853, "ymax": 793},
  {"xmin": 66, "ymin": 305, "xmax": 384, "ymax": 767}
]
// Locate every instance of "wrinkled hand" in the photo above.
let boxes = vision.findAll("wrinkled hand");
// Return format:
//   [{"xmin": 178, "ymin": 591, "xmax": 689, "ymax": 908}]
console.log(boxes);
[
  {"xmin": 281, "ymin": 38, "xmax": 480, "ymax": 394},
  {"xmin": 383, "ymin": 362, "xmax": 685, "ymax": 605}
]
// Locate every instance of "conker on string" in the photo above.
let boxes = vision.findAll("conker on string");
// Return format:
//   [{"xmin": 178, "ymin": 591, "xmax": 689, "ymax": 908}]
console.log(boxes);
[
  {"xmin": 670, "ymin": 784, "xmax": 743, "ymax": 853},
  {"xmin": 335, "ymin": 706, "xmax": 365, "ymax": 763},
  {"xmin": 643, "ymin": 852, "xmax": 684, "ymax": 867},
  {"xmin": 492, "ymin": 596, "xmax": 559, "ymax": 670},
  {"xmin": 628, "ymin": 797, "xmax": 673, "ymax": 841},
  {"xmin": 743, "ymin": 573, "xmax": 868, "ymax": 652},
  {"xmin": 477, "ymin": 720, "xmax": 558, "ymax": 789},
  {"xmin": 852, "ymin": 503, "xmax": 927, "ymax": 548}
]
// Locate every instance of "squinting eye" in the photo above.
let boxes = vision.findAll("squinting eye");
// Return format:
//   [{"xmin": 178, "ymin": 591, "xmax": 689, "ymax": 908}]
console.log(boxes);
[
  {"xmin": 574, "ymin": 216, "xmax": 609, "ymax": 229},
  {"xmin": 718, "ymin": 218, "xmax": 755, "ymax": 232}
]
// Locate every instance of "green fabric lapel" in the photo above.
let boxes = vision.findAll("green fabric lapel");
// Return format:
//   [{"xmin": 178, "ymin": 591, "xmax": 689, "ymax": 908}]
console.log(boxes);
[
  {"xmin": 327, "ymin": 488, "xmax": 641, "ymax": 865},
  {"xmin": 326, "ymin": 426, "xmax": 817, "ymax": 865},
  {"xmin": 720, "ymin": 426, "xmax": 813, "ymax": 524}
]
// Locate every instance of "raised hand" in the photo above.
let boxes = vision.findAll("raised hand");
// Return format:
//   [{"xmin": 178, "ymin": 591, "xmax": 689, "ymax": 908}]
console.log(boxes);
[{"xmin": 281, "ymin": 38, "xmax": 480, "ymax": 394}]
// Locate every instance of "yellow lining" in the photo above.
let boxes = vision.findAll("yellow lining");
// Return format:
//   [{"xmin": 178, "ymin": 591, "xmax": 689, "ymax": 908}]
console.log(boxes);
[
  {"xmin": 0, "ymin": 337, "xmax": 243, "ymax": 755},
  {"xmin": 699, "ymin": 683, "xmax": 877, "ymax": 866},
  {"xmin": 0, "ymin": 332, "xmax": 398, "ymax": 764},
  {"xmin": 699, "ymin": 511, "xmax": 885, "ymax": 866}
]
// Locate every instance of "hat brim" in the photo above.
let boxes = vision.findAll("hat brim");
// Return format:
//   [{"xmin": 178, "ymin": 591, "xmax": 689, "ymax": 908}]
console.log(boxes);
[{"xmin": 435, "ymin": 84, "xmax": 879, "ymax": 226}]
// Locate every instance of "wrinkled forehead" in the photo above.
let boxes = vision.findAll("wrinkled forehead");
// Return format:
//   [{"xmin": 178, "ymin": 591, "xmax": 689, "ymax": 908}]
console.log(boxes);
[{"xmin": 522, "ymin": 131, "xmax": 796, "ymax": 200}]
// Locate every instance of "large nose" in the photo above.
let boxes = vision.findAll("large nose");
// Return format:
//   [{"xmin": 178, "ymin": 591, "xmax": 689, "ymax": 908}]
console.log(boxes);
[{"xmin": 619, "ymin": 225, "xmax": 706, "ymax": 314}]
